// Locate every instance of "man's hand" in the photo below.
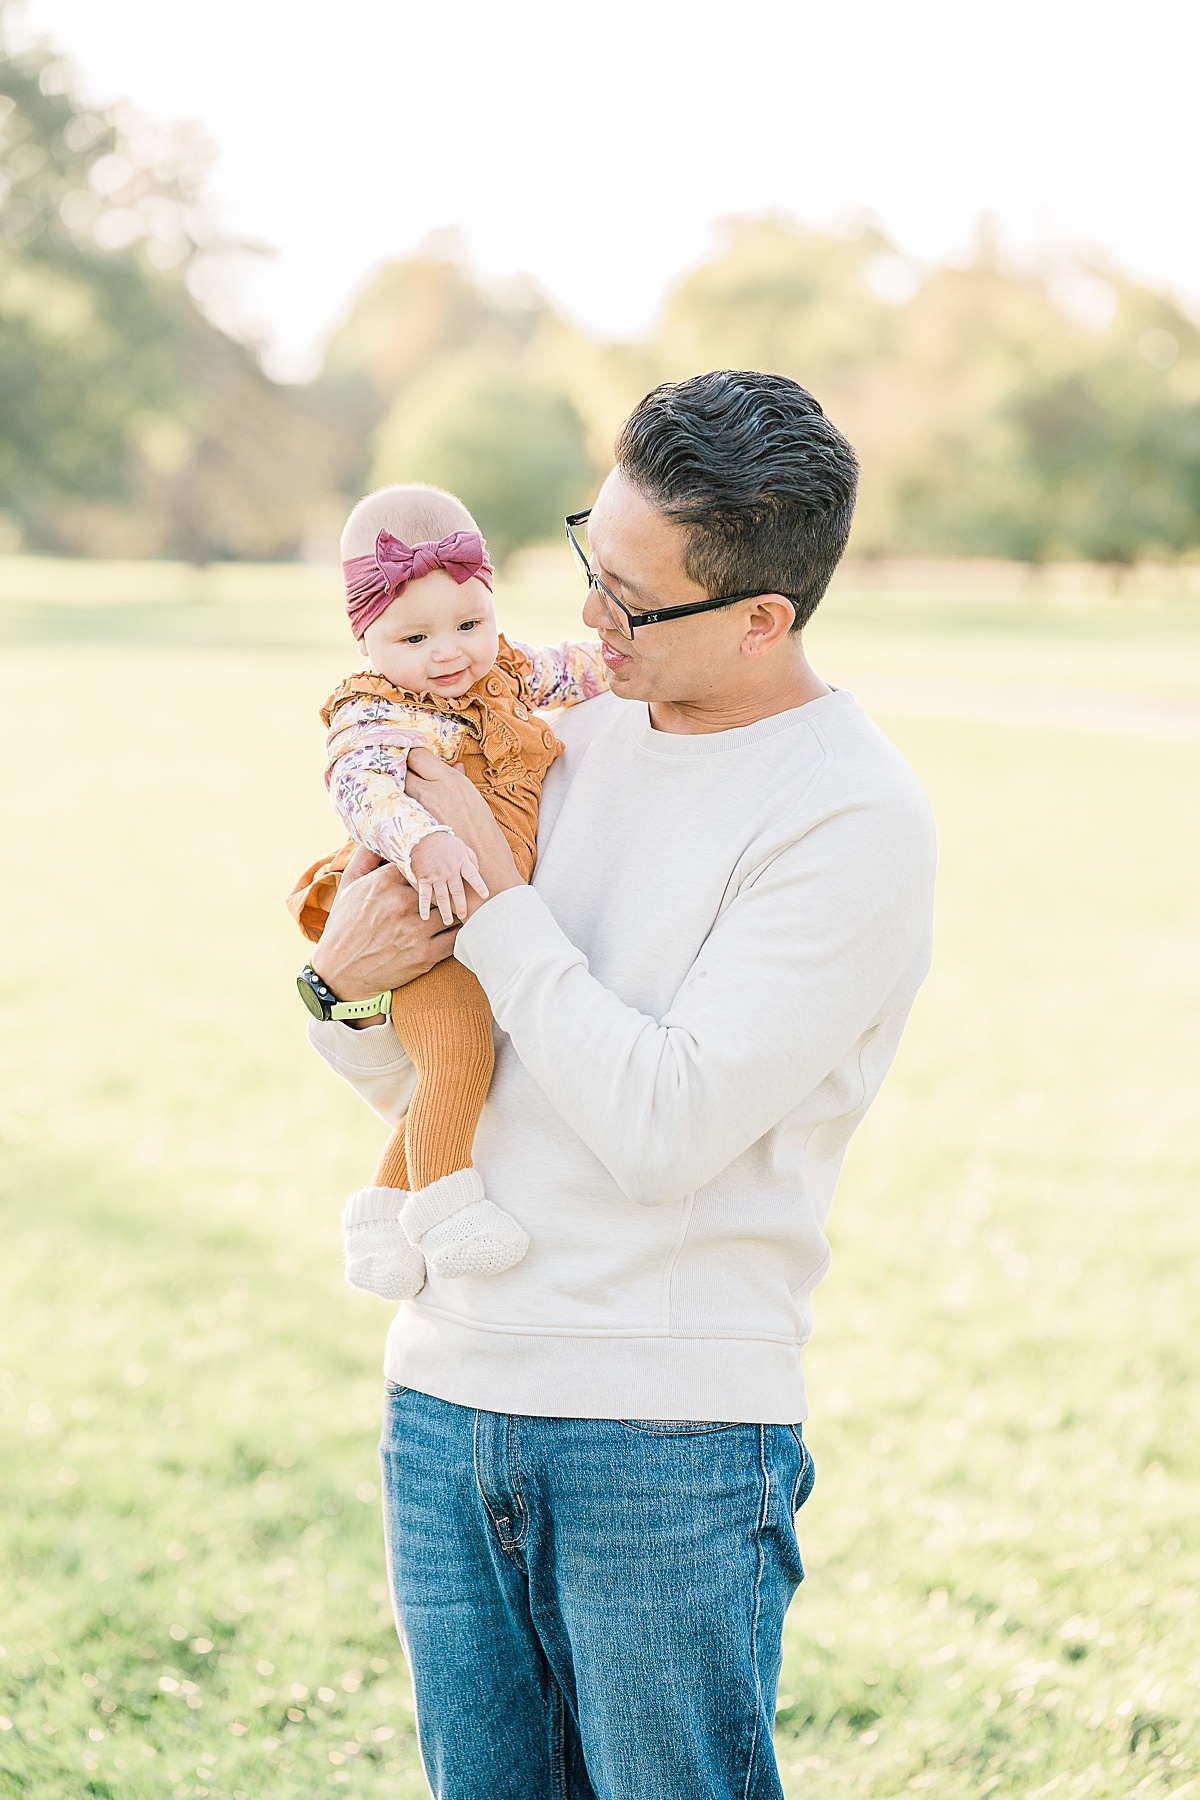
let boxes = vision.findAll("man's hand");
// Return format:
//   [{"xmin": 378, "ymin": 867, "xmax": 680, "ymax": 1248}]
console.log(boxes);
[
  {"xmin": 311, "ymin": 846, "xmax": 457, "ymax": 1023},
  {"xmin": 405, "ymin": 749, "xmax": 524, "ymax": 908},
  {"xmin": 410, "ymin": 830, "xmax": 490, "ymax": 925}
]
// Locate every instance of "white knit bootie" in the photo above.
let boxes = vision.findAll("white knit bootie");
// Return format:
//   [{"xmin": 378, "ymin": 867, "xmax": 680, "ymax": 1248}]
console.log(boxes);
[
  {"xmin": 399, "ymin": 1168, "xmax": 529, "ymax": 1279},
  {"xmin": 342, "ymin": 1188, "xmax": 426, "ymax": 1301}
]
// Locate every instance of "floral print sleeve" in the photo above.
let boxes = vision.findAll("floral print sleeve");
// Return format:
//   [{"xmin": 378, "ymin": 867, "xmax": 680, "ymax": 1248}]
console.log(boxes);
[
  {"xmin": 512, "ymin": 640, "xmax": 608, "ymax": 710},
  {"xmin": 324, "ymin": 693, "xmax": 471, "ymax": 882}
]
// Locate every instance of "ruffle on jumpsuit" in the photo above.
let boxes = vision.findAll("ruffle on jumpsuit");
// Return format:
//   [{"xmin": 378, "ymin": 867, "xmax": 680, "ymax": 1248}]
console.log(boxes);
[{"xmin": 287, "ymin": 637, "xmax": 564, "ymax": 941}]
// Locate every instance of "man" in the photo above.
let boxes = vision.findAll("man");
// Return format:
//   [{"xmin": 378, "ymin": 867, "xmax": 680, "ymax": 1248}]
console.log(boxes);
[{"xmin": 303, "ymin": 370, "xmax": 935, "ymax": 1799}]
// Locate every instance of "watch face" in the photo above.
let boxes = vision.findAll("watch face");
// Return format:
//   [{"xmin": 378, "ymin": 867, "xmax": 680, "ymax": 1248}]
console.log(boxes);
[{"xmin": 296, "ymin": 972, "xmax": 328, "ymax": 1019}]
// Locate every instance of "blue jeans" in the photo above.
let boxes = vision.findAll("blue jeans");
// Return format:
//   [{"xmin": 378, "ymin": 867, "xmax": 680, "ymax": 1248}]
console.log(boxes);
[{"xmin": 379, "ymin": 1384, "xmax": 815, "ymax": 1800}]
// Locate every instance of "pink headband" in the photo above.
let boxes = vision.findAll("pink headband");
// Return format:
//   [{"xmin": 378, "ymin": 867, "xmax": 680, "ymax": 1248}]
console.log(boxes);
[{"xmin": 343, "ymin": 527, "xmax": 494, "ymax": 638}]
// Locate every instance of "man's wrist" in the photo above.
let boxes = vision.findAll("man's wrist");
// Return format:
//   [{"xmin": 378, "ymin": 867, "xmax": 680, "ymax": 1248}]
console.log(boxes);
[
  {"xmin": 474, "ymin": 848, "xmax": 526, "ymax": 905},
  {"xmin": 298, "ymin": 961, "xmax": 391, "ymax": 1026}
]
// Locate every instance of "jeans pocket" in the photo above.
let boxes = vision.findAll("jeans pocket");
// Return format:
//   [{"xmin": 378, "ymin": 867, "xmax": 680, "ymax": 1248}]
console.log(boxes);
[
  {"xmin": 384, "ymin": 1380, "xmax": 410, "ymax": 1401},
  {"xmin": 618, "ymin": 1418, "xmax": 739, "ymax": 1435},
  {"xmin": 789, "ymin": 1428, "xmax": 816, "ymax": 1514}
]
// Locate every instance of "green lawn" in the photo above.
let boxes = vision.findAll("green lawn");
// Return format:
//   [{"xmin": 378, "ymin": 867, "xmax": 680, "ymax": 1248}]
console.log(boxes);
[{"xmin": 1, "ymin": 560, "xmax": 1197, "ymax": 1800}]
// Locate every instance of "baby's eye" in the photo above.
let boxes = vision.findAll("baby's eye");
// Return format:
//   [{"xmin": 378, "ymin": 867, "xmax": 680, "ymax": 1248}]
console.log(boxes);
[
  {"xmin": 458, "ymin": 620, "xmax": 480, "ymax": 633},
  {"xmin": 402, "ymin": 633, "xmax": 426, "ymax": 645}
]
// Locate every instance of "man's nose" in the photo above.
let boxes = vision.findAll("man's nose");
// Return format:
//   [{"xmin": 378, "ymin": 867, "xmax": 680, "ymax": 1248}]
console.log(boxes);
[{"xmin": 581, "ymin": 584, "xmax": 603, "ymax": 631}]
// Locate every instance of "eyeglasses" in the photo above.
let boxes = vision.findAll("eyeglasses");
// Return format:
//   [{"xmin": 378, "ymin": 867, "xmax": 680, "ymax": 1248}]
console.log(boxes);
[{"xmin": 565, "ymin": 509, "xmax": 778, "ymax": 641}]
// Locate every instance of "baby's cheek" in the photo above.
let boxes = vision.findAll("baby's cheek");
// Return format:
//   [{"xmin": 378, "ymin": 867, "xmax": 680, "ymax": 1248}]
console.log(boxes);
[
  {"xmin": 472, "ymin": 631, "xmax": 501, "ymax": 679},
  {"xmin": 377, "ymin": 644, "xmax": 429, "ymax": 687}
]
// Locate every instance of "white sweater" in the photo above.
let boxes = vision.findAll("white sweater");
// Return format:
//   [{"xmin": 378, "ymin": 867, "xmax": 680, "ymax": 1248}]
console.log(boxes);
[{"xmin": 310, "ymin": 689, "xmax": 935, "ymax": 1423}]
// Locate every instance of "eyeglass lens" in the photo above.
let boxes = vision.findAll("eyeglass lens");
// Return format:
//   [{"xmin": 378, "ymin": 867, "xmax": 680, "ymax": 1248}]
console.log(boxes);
[{"xmin": 572, "ymin": 523, "xmax": 634, "ymax": 640}]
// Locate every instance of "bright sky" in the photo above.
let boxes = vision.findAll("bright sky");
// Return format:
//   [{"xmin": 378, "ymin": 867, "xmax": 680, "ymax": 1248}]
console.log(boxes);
[{"xmin": 14, "ymin": 0, "xmax": 1200, "ymax": 377}]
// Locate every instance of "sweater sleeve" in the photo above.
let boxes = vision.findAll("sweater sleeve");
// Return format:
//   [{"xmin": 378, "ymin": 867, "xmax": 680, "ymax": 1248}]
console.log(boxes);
[
  {"xmin": 306, "ymin": 1018, "xmax": 418, "ymax": 1127},
  {"xmin": 454, "ymin": 798, "xmax": 935, "ymax": 1206},
  {"xmin": 511, "ymin": 640, "xmax": 608, "ymax": 710}
]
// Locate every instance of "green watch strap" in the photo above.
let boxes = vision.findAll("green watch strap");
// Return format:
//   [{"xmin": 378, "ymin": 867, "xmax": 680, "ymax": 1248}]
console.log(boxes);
[{"xmin": 329, "ymin": 989, "xmax": 393, "ymax": 1022}]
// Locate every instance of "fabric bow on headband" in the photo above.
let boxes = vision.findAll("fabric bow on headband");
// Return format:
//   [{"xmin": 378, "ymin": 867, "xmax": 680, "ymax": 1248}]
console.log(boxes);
[{"xmin": 344, "ymin": 527, "xmax": 494, "ymax": 638}]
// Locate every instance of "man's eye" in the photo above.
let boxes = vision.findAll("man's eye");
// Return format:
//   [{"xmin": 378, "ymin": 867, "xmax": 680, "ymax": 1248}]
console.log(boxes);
[{"xmin": 402, "ymin": 634, "xmax": 426, "ymax": 645}]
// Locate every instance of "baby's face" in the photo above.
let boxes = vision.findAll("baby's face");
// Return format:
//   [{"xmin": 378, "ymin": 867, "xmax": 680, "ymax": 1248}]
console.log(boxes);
[{"xmin": 360, "ymin": 570, "xmax": 500, "ymax": 698}]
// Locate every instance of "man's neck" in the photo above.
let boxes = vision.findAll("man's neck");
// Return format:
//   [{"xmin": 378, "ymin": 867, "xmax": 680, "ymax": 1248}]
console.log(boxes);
[{"xmin": 648, "ymin": 642, "xmax": 831, "ymax": 736}]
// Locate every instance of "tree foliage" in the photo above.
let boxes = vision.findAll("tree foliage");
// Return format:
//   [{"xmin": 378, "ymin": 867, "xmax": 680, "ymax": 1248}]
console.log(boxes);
[
  {"xmin": 371, "ymin": 347, "xmax": 592, "ymax": 564},
  {"xmin": 649, "ymin": 219, "xmax": 1200, "ymax": 564},
  {"xmin": 0, "ymin": 13, "xmax": 334, "ymax": 558},
  {"xmin": 3, "ymin": 9, "xmax": 1199, "ymax": 569},
  {"xmin": 329, "ymin": 219, "xmax": 1200, "ymax": 568}
]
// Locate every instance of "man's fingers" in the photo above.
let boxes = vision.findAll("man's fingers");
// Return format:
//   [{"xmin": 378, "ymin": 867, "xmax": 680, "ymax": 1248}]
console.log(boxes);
[
  {"xmin": 406, "ymin": 746, "xmax": 444, "ymax": 778},
  {"xmin": 342, "ymin": 846, "xmax": 383, "ymax": 884}
]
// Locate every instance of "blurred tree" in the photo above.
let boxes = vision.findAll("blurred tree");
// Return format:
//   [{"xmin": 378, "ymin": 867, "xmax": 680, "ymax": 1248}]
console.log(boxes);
[
  {"xmin": 990, "ymin": 305, "xmax": 1200, "ymax": 566},
  {"xmin": 318, "ymin": 243, "xmax": 557, "ymax": 501},
  {"xmin": 0, "ymin": 28, "xmax": 181, "ymax": 523},
  {"xmin": 324, "ymin": 238, "xmax": 550, "ymax": 398},
  {"xmin": 890, "ymin": 263, "xmax": 1200, "ymax": 565},
  {"xmin": 648, "ymin": 215, "xmax": 918, "ymax": 549},
  {"xmin": 0, "ymin": 11, "xmax": 337, "ymax": 558},
  {"xmin": 5, "ymin": 0, "xmax": 1200, "ymax": 582},
  {"xmin": 656, "ymin": 213, "xmax": 903, "ymax": 386},
  {"xmin": 860, "ymin": 245, "xmax": 1080, "ymax": 556},
  {"xmin": 372, "ymin": 347, "xmax": 594, "ymax": 563}
]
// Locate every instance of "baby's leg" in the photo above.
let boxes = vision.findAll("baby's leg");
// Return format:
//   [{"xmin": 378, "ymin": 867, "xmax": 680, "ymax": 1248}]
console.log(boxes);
[
  {"xmin": 374, "ymin": 1127, "xmax": 409, "ymax": 1191},
  {"xmin": 343, "ymin": 1122, "xmax": 427, "ymax": 1302},
  {"xmin": 395, "ymin": 959, "xmax": 495, "ymax": 1184},
  {"xmin": 390, "ymin": 959, "xmax": 529, "ymax": 1278}
]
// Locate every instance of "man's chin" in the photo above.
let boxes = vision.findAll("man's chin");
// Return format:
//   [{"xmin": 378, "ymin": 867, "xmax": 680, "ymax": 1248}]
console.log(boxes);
[{"xmin": 603, "ymin": 659, "xmax": 651, "ymax": 699}]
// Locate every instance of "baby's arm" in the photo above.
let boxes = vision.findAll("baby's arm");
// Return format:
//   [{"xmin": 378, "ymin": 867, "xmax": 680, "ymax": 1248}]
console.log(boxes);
[
  {"xmin": 513, "ymin": 640, "xmax": 609, "ymax": 711},
  {"xmin": 325, "ymin": 695, "xmax": 468, "ymax": 880}
]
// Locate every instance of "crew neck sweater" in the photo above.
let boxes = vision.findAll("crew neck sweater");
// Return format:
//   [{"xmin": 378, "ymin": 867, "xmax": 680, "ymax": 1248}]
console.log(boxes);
[{"xmin": 310, "ymin": 688, "xmax": 936, "ymax": 1424}]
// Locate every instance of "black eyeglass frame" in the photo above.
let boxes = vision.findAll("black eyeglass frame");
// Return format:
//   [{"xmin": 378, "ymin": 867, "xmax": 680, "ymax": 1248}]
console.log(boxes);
[{"xmin": 565, "ymin": 509, "xmax": 793, "ymax": 635}]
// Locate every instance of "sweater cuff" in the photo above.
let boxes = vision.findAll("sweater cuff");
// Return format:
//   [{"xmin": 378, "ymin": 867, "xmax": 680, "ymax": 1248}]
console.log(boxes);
[
  {"xmin": 306, "ymin": 1016, "xmax": 409, "ymax": 1072},
  {"xmin": 455, "ymin": 885, "xmax": 585, "ymax": 1002}
]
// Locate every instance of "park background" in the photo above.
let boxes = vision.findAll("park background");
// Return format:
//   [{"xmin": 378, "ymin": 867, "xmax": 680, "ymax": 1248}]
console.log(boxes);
[{"xmin": 1, "ymin": 2, "xmax": 1198, "ymax": 1797}]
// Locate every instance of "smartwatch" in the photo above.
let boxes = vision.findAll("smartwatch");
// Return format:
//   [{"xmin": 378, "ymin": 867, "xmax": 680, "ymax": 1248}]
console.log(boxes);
[{"xmin": 296, "ymin": 963, "xmax": 393, "ymax": 1023}]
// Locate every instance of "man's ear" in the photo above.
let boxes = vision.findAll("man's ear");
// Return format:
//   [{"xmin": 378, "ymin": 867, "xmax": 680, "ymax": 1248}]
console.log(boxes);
[{"xmin": 741, "ymin": 596, "xmax": 797, "ymax": 659}]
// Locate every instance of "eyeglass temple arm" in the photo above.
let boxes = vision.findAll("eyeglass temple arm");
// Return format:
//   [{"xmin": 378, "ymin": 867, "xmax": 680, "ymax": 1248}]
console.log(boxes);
[{"xmin": 565, "ymin": 510, "xmax": 593, "ymax": 571}]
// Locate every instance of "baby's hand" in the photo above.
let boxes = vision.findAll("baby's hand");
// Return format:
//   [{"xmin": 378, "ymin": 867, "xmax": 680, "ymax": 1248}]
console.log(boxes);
[{"xmin": 409, "ymin": 831, "xmax": 490, "ymax": 925}]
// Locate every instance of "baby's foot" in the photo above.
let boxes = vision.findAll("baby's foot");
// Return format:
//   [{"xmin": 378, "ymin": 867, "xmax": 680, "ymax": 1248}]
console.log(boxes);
[
  {"xmin": 342, "ymin": 1188, "xmax": 426, "ymax": 1300},
  {"xmin": 400, "ymin": 1169, "xmax": 529, "ymax": 1279}
]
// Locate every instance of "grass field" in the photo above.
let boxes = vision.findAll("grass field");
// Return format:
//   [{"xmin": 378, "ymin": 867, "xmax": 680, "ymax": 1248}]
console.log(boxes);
[{"xmin": 1, "ymin": 557, "xmax": 1198, "ymax": 1800}]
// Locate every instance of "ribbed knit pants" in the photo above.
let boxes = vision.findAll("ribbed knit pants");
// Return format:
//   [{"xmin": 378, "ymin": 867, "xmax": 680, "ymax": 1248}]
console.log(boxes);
[{"xmin": 373, "ymin": 958, "xmax": 495, "ymax": 1191}]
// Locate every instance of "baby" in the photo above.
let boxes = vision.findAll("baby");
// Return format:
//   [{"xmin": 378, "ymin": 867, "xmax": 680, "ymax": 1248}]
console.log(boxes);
[{"xmin": 289, "ymin": 483, "xmax": 606, "ymax": 1300}]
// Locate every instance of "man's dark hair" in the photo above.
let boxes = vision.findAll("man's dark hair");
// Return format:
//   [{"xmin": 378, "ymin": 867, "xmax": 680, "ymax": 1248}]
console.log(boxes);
[{"xmin": 614, "ymin": 370, "xmax": 858, "ymax": 629}]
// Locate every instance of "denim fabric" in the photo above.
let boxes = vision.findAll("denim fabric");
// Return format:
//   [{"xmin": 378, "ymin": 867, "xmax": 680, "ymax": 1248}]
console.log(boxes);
[{"xmin": 379, "ymin": 1383, "xmax": 815, "ymax": 1800}]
